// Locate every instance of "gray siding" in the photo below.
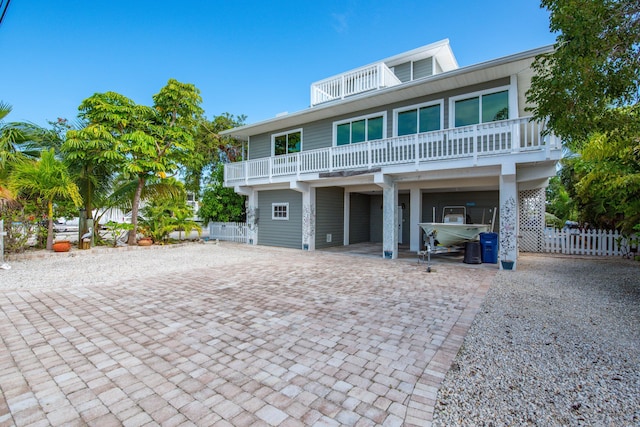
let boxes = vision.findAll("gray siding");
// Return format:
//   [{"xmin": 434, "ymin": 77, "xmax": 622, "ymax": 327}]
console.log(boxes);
[
  {"xmin": 249, "ymin": 133, "xmax": 271, "ymax": 159},
  {"xmin": 246, "ymin": 78, "xmax": 511, "ymax": 160},
  {"xmin": 258, "ymin": 190, "xmax": 302, "ymax": 249},
  {"xmin": 413, "ymin": 57, "xmax": 433, "ymax": 79},
  {"xmin": 349, "ymin": 193, "xmax": 370, "ymax": 244},
  {"xmin": 369, "ymin": 195, "xmax": 383, "ymax": 243},
  {"xmin": 315, "ymin": 187, "xmax": 344, "ymax": 249},
  {"xmin": 393, "ymin": 62, "xmax": 411, "ymax": 83}
]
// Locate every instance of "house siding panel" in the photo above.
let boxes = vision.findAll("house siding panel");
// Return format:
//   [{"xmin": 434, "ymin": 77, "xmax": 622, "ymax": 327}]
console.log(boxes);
[
  {"xmin": 369, "ymin": 195, "xmax": 383, "ymax": 243},
  {"xmin": 247, "ymin": 78, "xmax": 511, "ymax": 160},
  {"xmin": 249, "ymin": 133, "xmax": 271, "ymax": 159},
  {"xmin": 315, "ymin": 187, "xmax": 344, "ymax": 249},
  {"xmin": 258, "ymin": 189, "xmax": 302, "ymax": 248},
  {"xmin": 393, "ymin": 62, "xmax": 411, "ymax": 83},
  {"xmin": 413, "ymin": 57, "xmax": 433, "ymax": 79},
  {"xmin": 302, "ymin": 119, "xmax": 333, "ymax": 151},
  {"xmin": 349, "ymin": 193, "xmax": 370, "ymax": 244}
]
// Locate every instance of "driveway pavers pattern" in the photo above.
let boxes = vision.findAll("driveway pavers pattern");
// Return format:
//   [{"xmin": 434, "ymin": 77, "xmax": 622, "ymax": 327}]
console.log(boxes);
[{"xmin": 0, "ymin": 248, "xmax": 495, "ymax": 426}]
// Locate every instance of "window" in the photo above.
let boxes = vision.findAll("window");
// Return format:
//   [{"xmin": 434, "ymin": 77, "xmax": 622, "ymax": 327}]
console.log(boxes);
[
  {"xmin": 394, "ymin": 101, "xmax": 442, "ymax": 136},
  {"xmin": 453, "ymin": 89, "xmax": 509, "ymax": 127},
  {"xmin": 335, "ymin": 113, "xmax": 385, "ymax": 146},
  {"xmin": 273, "ymin": 130, "xmax": 302, "ymax": 156},
  {"xmin": 272, "ymin": 203, "xmax": 289, "ymax": 220}
]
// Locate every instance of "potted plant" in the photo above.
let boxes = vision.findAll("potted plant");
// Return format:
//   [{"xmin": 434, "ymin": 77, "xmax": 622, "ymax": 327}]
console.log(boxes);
[
  {"xmin": 137, "ymin": 237, "xmax": 153, "ymax": 246},
  {"xmin": 52, "ymin": 240, "xmax": 72, "ymax": 252},
  {"xmin": 499, "ymin": 196, "xmax": 517, "ymax": 270}
]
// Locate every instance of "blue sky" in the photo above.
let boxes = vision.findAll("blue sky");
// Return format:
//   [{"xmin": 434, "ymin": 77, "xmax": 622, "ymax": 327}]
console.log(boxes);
[{"xmin": 0, "ymin": 1, "xmax": 556, "ymax": 128}]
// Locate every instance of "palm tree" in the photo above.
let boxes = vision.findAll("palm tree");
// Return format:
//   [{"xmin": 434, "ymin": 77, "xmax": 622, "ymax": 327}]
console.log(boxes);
[{"xmin": 10, "ymin": 149, "xmax": 83, "ymax": 250}]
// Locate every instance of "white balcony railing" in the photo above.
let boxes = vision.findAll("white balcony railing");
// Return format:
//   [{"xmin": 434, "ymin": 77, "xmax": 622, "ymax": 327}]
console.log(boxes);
[
  {"xmin": 311, "ymin": 62, "xmax": 402, "ymax": 106},
  {"xmin": 224, "ymin": 117, "xmax": 561, "ymax": 186}
]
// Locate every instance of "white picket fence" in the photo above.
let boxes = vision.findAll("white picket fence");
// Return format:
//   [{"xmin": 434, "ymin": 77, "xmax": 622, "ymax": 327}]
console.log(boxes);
[
  {"xmin": 543, "ymin": 228, "xmax": 638, "ymax": 257},
  {"xmin": 208, "ymin": 222, "xmax": 248, "ymax": 243}
]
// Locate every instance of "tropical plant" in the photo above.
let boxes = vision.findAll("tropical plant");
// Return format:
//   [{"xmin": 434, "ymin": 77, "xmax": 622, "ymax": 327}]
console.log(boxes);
[
  {"xmin": 9, "ymin": 149, "xmax": 83, "ymax": 250},
  {"xmin": 63, "ymin": 117, "xmax": 120, "ymax": 238},
  {"xmin": 172, "ymin": 203, "xmax": 201, "ymax": 241},
  {"xmin": 527, "ymin": 0, "xmax": 640, "ymax": 148},
  {"xmin": 104, "ymin": 221, "xmax": 134, "ymax": 247},
  {"xmin": 184, "ymin": 113, "xmax": 246, "ymax": 194},
  {"xmin": 75, "ymin": 79, "xmax": 204, "ymax": 245},
  {"xmin": 197, "ymin": 165, "xmax": 246, "ymax": 223},
  {"xmin": 1, "ymin": 206, "xmax": 37, "ymax": 254}
]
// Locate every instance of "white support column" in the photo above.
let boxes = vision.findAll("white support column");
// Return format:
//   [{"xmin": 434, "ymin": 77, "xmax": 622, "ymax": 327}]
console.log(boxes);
[
  {"xmin": 343, "ymin": 190, "xmax": 350, "ymax": 246},
  {"xmin": 409, "ymin": 188, "xmax": 422, "ymax": 252},
  {"xmin": 291, "ymin": 182, "xmax": 315, "ymax": 251},
  {"xmin": 237, "ymin": 186, "xmax": 259, "ymax": 245},
  {"xmin": 376, "ymin": 173, "xmax": 398, "ymax": 259},
  {"xmin": 499, "ymin": 163, "xmax": 518, "ymax": 269}
]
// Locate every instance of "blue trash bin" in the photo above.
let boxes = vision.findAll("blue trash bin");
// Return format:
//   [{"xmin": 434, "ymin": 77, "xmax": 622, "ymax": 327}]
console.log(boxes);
[{"xmin": 479, "ymin": 232, "xmax": 498, "ymax": 263}]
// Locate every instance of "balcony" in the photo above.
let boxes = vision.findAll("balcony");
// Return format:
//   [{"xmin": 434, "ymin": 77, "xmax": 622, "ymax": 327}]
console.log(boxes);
[
  {"xmin": 224, "ymin": 117, "xmax": 561, "ymax": 187},
  {"xmin": 310, "ymin": 62, "xmax": 402, "ymax": 106}
]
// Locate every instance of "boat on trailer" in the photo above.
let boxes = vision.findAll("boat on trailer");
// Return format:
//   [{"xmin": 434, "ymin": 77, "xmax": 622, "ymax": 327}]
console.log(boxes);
[
  {"xmin": 418, "ymin": 206, "xmax": 495, "ymax": 272},
  {"xmin": 418, "ymin": 222, "xmax": 490, "ymax": 247}
]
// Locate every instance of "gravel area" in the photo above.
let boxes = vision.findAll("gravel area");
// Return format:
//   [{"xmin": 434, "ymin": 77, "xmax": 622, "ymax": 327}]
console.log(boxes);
[
  {"xmin": 433, "ymin": 254, "xmax": 640, "ymax": 426},
  {"xmin": 0, "ymin": 241, "xmax": 291, "ymax": 289}
]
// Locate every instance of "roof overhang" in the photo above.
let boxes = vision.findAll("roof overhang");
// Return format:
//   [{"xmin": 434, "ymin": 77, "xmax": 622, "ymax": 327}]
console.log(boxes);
[{"xmin": 222, "ymin": 45, "xmax": 554, "ymax": 140}]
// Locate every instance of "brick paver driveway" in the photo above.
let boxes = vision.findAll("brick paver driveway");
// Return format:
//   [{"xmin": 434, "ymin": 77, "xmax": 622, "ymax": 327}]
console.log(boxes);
[{"xmin": 0, "ymin": 246, "xmax": 495, "ymax": 426}]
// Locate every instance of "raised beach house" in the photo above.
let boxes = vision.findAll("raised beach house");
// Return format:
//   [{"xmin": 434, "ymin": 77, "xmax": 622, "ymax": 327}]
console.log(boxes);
[{"xmin": 221, "ymin": 39, "xmax": 561, "ymax": 269}]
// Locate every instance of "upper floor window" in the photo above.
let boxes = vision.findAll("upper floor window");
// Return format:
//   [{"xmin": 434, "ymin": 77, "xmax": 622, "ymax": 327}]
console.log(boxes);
[
  {"xmin": 334, "ymin": 113, "xmax": 386, "ymax": 146},
  {"xmin": 394, "ymin": 101, "xmax": 443, "ymax": 136},
  {"xmin": 452, "ymin": 89, "xmax": 509, "ymax": 127},
  {"xmin": 272, "ymin": 129, "xmax": 302, "ymax": 156}
]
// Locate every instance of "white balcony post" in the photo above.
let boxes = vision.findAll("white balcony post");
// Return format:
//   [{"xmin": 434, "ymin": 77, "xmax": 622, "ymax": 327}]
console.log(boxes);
[
  {"xmin": 414, "ymin": 134, "xmax": 420, "ymax": 166},
  {"xmin": 513, "ymin": 120, "xmax": 521, "ymax": 153},
  {"xmin": 367, "ymin": 141, "xmax": 372, "ymax": 169},
  {"xmin": 409, "ymin": 188, "xmax": 421, "ymax": 252},
  {"xmin": 382, "ymin": 180, "xmax": 398, "ymax": 259},
  {"xmin": 499, "ymin": 163, "xmax": 518, "ymax": 269},
  {"xmin": 375, "ymin": 173, "xmax": 398, "ymax": 259}
]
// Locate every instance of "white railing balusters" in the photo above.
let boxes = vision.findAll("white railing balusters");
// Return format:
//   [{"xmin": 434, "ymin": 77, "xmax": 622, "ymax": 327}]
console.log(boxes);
[
  {"xmin": 224, "ymin": 117, "xmax": 559, "ymax": 185},
  {"xmin": 311, "ymin": 62, "xmax": 401, "ymax": 106}
]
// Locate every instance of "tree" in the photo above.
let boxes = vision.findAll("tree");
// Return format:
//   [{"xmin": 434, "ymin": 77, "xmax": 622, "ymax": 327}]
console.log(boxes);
[
  {"xmin": 527, "ymin": 0, "xmax": 639, "ymax": 147},
  {"xmin": 184, "ymin": 113, "xmax": 246, "ymax": 195},
  {"xmin": 198, "ymin": 164, "xmax": 245, "ymax": 223},
  {"xmin": 9, "ymin": 149, "xmax": 82, "ymax": 250},
  {"xmin": 76, "ymin": 79, "xmax": 204, "ymax": 245},
  {"xmin": 63, "ymin": 118, "xmax": 120, "ymax": 237},
  {"xmin": 574, "ymin": 129, "xmax": 640, "ymax": 233}
]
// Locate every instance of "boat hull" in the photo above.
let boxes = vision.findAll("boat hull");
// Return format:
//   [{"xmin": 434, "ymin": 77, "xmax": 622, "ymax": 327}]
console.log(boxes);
[{"xmin": 419, "ymin": 223, "xmax": 491, "ymax": 247}]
